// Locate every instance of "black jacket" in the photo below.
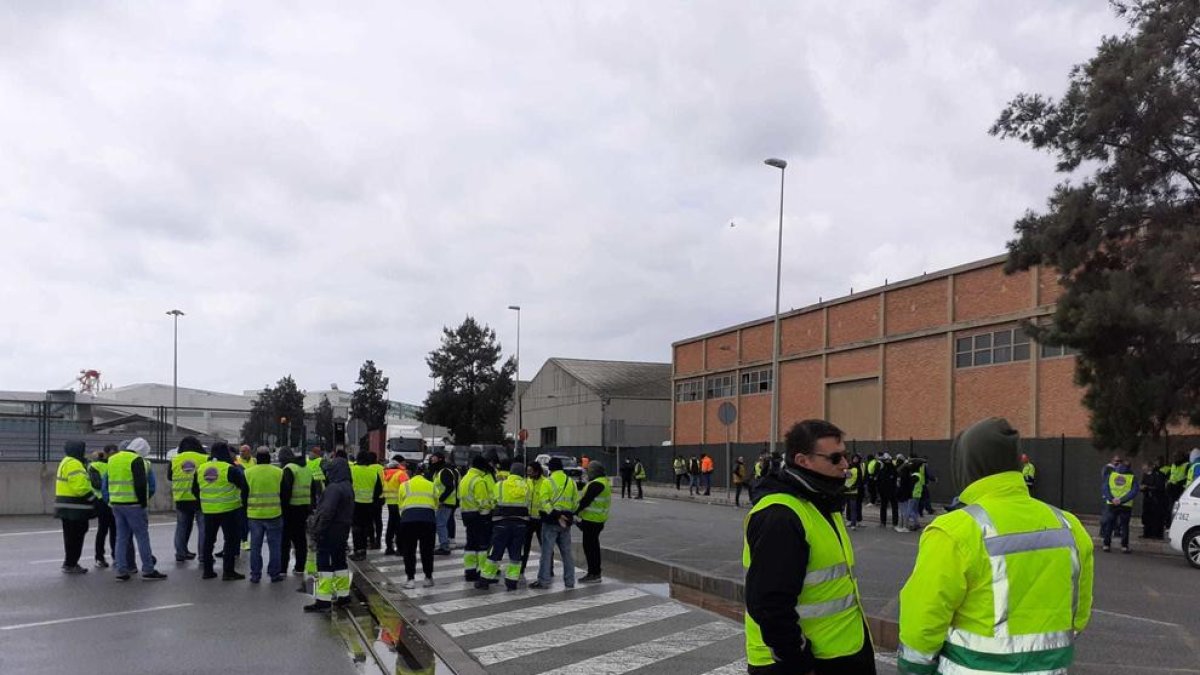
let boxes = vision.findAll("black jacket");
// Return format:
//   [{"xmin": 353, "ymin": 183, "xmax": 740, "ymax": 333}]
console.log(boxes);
[
  {"xmin": 744, "ymin": 469, "xmax": 848, "ymax": 674},
  {"xmin": 309, "ymin": 458, "xmax": 354, "ymax": 537}
]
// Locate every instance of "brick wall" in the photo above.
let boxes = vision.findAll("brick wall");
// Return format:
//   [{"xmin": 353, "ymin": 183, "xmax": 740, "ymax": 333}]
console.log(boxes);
[
  {"xmin": 782, "ymin": 312, "xmax": 823, "ymax": 355},
  {"xmin": 954, "ymin": 361, "xmax": 1032, "ymax": 434},
  {"xmin": 674, "ymin": 342, "xmax": 703, "ymax": 375},
  {"xmin": 827, "ymin": 347, "xmax": 879, "ymax": 379},
  {"xmin": 779, "ymin": 358, "xmax": 823, "ymax": 437},
  {"xmin": 885, "ymin": 336, "xmax": 949, "ymax": 439},
  {"xmin": 673, "ymin": 402, "xmax": 702, "ymax": 445},
  {"xmin": 705, "ymin": 334, "xmax": 738, "ymax": 371},
  {"xmin": 954, "ymin": 265, "xmax": 1032, "ymax": 322},
  {"xmin": 1038, "ymin": 356, "xmax": 1089, "ymax": 437},
  {"xmin": 828, "ymin": 297, "xmax": 879, "ymax": 347},
  {"xmin": 886, "ymin": 278, "xmax": 949, "ymax": 335}
]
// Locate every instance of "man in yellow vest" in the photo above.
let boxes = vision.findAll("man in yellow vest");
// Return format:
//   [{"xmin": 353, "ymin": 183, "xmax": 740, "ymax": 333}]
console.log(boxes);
[
  {"xmin": 279, "ymin": 447, "xmax": 317, "ymax": 577},
  {"xmin": 1021, "ymin": 453, "xmax": 1037, "ymax": 496},
  {"xmin": 477, "ymin": 460, "xmax": 530, "ymax": 591},
  {"xmin": 575, "ymin": 461, "xmax": 610, "ymax": 584},
  {"xmin": 54, "ymin": 440, "xmax": 95, "ymax": 574},
  {"xmin": 193, "ymin": 442, "xmax": 248, "ymax": 581},
  {"xmin": 898, "ymin": 418, "xmax": 1094, "ymax": 674},
  {"xmin": 89, "ymin": 445, "xmax": 117, "ymax": 568},
  {"xmin": 1101, "ymin": 455, "xmax": 1139, "ymax": 554},
  {"xmin": 458, "ymin": 455, "xmax": 497, "ymax": 581},
  {"xmin": 169, "ymin": 436, "xmax": 208, "ymax": 563},
  {"xmin": 383, "ymin": 455, "xmax": 409, "ymax": 556},
  {"xmin": 348, "ymin": 449, "xmax": 382, "ymax": 561},
  {"xmin": 106, "ymin": 438, "xmax": 167, "ymax": 581},
  {"xmin": 531, "ymin": 457, "xmax": 578, "ymax": 590},
  {"xmin": 397, "ymin": 463, "xmax": 439, "ymax": 589},
  {"xmin": 744, "ymin": 419, "xmax": 873, "ymax": 673},
  {"xmin": 520, "ymin": 461, "xmax": 548, "ymax": 577},
  {"xmin": 430, "ymin": 451, "xmax": 457, "ymax": 555},
  {"xmin": 245, "ymin": 447, "xmax": 286, "ymax": 583},
  {"xmin": 307, "ymin": 445, "xmax": 327, "ymax": 488}
]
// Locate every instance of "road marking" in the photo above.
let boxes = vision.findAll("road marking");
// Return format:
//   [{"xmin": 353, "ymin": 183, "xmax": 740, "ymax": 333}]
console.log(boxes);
[
  {"xmin": 535, "ymin": 620, "xmax": 741, "ymax": 675},
  {"xmin": 0, "ymin": 522, "xmax": 172, "ymax": 538},
  {"xmin": 421, "ymin": 585, "xmax": 580, "ymax": 615},
  {"xmin": 698, "ymin": 659, "xmax": 748, "ymax": 675},
  {"xmin": 0, "ymin": 603, "xmax": 193, "ymax": 631},
  {"xmin": 1093, "ymin": 609, "xmax": 1180, "ymax": 628},
  {"xmin": 470, "ymin": 602, "xmax": 691, "ymax": 665},
  {"xmin": 27, "ymin": 559, "xmax": 63, "ymax": 564},
  {"xmin": 376, "ymin": 556, "xmax": 542, "ymax": 572},
  {"xmin": 442, "ymin": 588, "xmax": 648, "ymax": 636},
  {"xmin": 388, "ymin": 568, "xmax": 587, "ymax": 600}
]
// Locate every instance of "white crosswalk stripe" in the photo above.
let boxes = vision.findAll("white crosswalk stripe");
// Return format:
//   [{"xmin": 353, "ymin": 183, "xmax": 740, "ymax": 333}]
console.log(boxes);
[
  {"xmin": 384, "ymin": 567, "xmax": 588, "ymax": 600},
  {"xmin": 420, "ymin": 586, "xmax": 579, "ymax": 615},
  {"xmin": 535, "ymin": 621, "xmax": 743, "ymax": 675},
  {"xmin": 375, "ymin": 556, "xmax": 539, "ymax": 571},
  {"xmin": 698, "ymin": 659, "xmax": 748, "ymax": 675},
  {"xmin": 470, "ymin": 602, "xmax": 691, "ymax": 665},
  {"xmin": 441, "ymin": 588, "xmax": 648, "ymax": 636}
]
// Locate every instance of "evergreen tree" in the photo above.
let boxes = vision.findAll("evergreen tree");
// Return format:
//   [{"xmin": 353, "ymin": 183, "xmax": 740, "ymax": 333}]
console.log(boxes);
[
  {"xmin": 350, "ymin": 360, "xmax": 390, "ymax": 432},
  {"xmin": 993, "ymin": 0, "xmax": 1200, "ymax": 452},
  {"xmin": 239, "ymin": 375, "xmax": 306, "ymax": 447},
  {"xmin": 315, "ymin": 395, "xmax": 335, "ymax": 449},
  {"xmin": 420, "ymin": 316, "xmax": 516, "ymax": 444}
]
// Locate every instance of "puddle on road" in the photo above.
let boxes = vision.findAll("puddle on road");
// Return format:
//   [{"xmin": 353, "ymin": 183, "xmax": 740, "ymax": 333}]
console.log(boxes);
[{"xmin": 328, "ymin": 589, "xmax": 453, "ymax": 675}]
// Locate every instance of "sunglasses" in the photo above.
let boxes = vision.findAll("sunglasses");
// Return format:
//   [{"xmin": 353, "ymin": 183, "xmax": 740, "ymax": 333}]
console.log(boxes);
[{"xmin": 811, "ymin": 452, "xmax": 848, "ymax": 465}]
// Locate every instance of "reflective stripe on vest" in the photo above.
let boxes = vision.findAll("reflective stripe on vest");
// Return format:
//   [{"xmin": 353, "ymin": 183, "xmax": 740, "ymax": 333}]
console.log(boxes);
[
  {"xmin": 307, "ymin": 457, "xmax": 326, "ymax": 483},
  {"xmin": 1170, "ymin": 463, "xmax": 1187, "ymax": 485},
  {"xmin": 401, "ymin": 477, "xmax": 437, "ymax": 514},
  {"xmin": 579, "ymin": 477, "xmax": 611, "ymax": 523},
  {"xmin": 107, "ymin": 451, "xmax": 139, "ymax": 504},
  {"xmin": 172, "ymin": 452, "xmax": 208, "ymax": 502},
  {"xmin": 54, "ymin": 457, "xmax": 93, "ymax": 509},
  {"xmin": 547, "ymin": 472, "xmax": 578, "ymax": 513},
  {"xmin": 743, "ymin": 492, "xmax": 865, "ymax": 664},
  {"xmin": 285, "ymin": 463, "xmax": 313, "ymax": 506},
  {"xmin": 244, "ymin": 464, "xmax": 283, "ymax": 519},
  {"xmin": 935, "ymin": 503, "xmax": 1079, "ymax": 673},
  {"xmin": 350, "ymin": 464, "xmax": 376, "ymax": 504},
  {"xmin": 495, "ymin": 476, "xmax": 531, "ymax": 518},
  {"xmin": 198, "ymin": 461, "xmax": 241, "ymax": 514}
]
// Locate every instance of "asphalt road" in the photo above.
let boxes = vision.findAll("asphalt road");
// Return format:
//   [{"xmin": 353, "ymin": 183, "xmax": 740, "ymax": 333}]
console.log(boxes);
[
  {"xmin": 605, "ymin": 492, "xmax": 1200, "ymax": 674},
  {"xmin": 0, "ymin": 515, "xmax": 358, "ymax": 675}
]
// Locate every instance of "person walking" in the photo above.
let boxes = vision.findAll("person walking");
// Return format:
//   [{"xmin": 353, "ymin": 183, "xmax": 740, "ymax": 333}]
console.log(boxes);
[
  {"xmin": 619, "ymin": 459, "xmax": 635, "ymax": 499},
  {"xmin": 898, "ymin": 417, "xmax": 1094, "ymax": 675},
  {"xmin": 1140, "ymin": 458, "xmax": 1167, "ymax": 540},
  {"xmin": 744, "ymin": 420, "xmax": 874, "ymax": 674},
  {"xmin": 633, "ymin": 459, "xmax": 647, "ymax": 499},
  {"xmin": 89, "ymin": 446, "xmax": 116, "ymax": 568},
  {"xmin": 244, "ymin": 447, "xmax": 285, "ymax": 583},
  {"xmin": 169, "ymin": 436, "xmax": 208, "ymax": 563},
  {"xmin": 430, "ymin": 451, "xmax": 457, "ymax": 555},
  {"xmin": 673, "ymin": 455, "xmax": 686, "ymax": 490},
  {"xmin": 305, "ymin": 456, "xmax": 355, "ymax": 612},
  {"xmin": 576, "ymin": 461, "xmax": 610, "ymax": 584},
  {"xmin": 194, "ymin": 442, "xmax": 246, "ymax": 581},
  {"xmin": 54, "ymin": 440, "xmax": 95, "ymax": 574},
  {"xmin": 459, "ymin": 455, "xmax": 496, "ymax": 581},
  {"xmin": 348, "ymin": 450, "xmax": 382, "ymax": 561},
  {"xmin": 1101, "ymin": 455, "xmax": 1138, "ymax": 553},
  {"xmin": 701, "ymin": 453, "xmax": 715, "ymax": 496},
  {"xmin": 106, "ymin": 438, "xmax": 166, "ymax": 581},
  {"xmin": 844, "ymin": 455, "xmax": 863, "ymax": 530},
  {"xmin": 876, "ymin": 452, "xmax": 898, "ymax": 529},
  {"xmin": 279, "ymin": 447, "xmax": 316, "ymax": 576},
  {"xmin": 477, "ymin": 461, "xmax": 531, "ymax": 591},
  {"xmin": 732, "ymin": 457, "xmax": 747, "ymax": 507},
  {"xmin": 382, "ymin": 456, "xmax": 409, "ymax": 556},
  {"xmin": 531, "ymin": 457, "xmax": 578, "ymax": 590},
  {"xmin": 397, "ymin": 463, "xmax": 438, "ymax": 589},
  {"xmin": 520, "ymin": 461, "xmax": 547, "ymax": 577}
]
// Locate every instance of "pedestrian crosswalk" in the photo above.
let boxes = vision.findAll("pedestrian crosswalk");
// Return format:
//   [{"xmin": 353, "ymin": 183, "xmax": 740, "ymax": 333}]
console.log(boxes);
[{"xmin": 363, "ymin": 550, "xmax": 748, "ymax": 674}]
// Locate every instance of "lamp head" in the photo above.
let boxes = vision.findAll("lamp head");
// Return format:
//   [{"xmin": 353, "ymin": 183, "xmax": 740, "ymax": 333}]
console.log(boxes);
[{"xmin": 764, "ymin": 158, "xmax": 788, "ymax": 170}]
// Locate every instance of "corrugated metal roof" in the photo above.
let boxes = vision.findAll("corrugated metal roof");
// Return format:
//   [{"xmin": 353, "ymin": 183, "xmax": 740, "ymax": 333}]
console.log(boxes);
[{"xmin": 550, "ymin": 358, "xmax": 671, "ymax": 400}]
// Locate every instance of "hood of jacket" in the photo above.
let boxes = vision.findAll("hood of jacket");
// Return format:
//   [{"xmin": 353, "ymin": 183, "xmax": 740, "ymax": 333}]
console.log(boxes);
[
  {"xmin": 324, "ymin": 457, "xmax": 351, "ymax": 484},
  {"xmin": 277, "ymin": 447, "xmax": 296, "ymax": 466},
  {"xmin": 1190, "ymin": 448, "xmax": 1200, "ymax": 464},
  {"xmin": 127, "ymin": 437, "xmax": 151, "ymax": 457},
  {"xmin": 952, "ymin": 417, "xmax": 1021, "ymax": 488},
  {"xmin": 755, "ymin": 464, "xmax": 845, "ymax": 513},
  {"xmin": 64, "ymin": 440, "xmax": 86, "ymax": 461},
  {"xmin": 209, "ymin": 443, "xmax": 233, "ymax": 464}
]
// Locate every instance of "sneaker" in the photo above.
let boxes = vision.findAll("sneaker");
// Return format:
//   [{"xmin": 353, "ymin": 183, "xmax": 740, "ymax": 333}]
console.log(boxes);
[
  {"xmin": 580, "ymin": 575, "xmax": 602, "ymax": 584},
  {"xmin": 115, "ymin": 573, "xmax": 132, "ymax": 582},
  {"xmin": 1102, "ymin": 545, "xmax": 1111, "ymax": 552},
  {"xmin": 249, "ymin": 576, "xmax": 261, "ymax": 584},
  {"xmin": 62, "ymin": 565, "xmax": 88, "ymax": 575},
  {"xmin": 348, "ymin": 552, "xmax": 367, "ymax": 562},
  {"xmin": 184, "ymin": 551, "xmax": 197, "ymax": 560},
  {"xmin": 303, "ymin": 600, "xmax": 332, "ymax": 613},
  {"xmin": 202, "ymin": 571, "xmax": 218, "ymax": 580},
  {"xmin": 142, "ymin": 571, "xmax": 167, "ymax": 581},
  {"xmin": 565, "ymin": 584, "xmax": 576, "ymax": 589},
  {"xmin": 271, "ymin": 575, "xmax": 287, "ymax": 583},
  {"xmin": 402, "ymin": 579, "xmax": 416, "ymax": 590},
  {"xmin": 529, "ymin": 581, "xmax": 548, "ymax": 589},
  {"xmin": 1122, "ymin": 547, "xmax": 1132, "ymax": 554},
  {"xmin": 422, "ymin": 578, "xmax": 435, "ymax": 588},
  {"xmin": 95, "ymin": 557, "xmax": 109, "ymax": 569},
  {"xmin": 292, "ymin": 568, "xmax": 305, "ymax": 576},
  {"xmin": 894, "ymin": 526, "xmax": 910, "ymax": 533},
  {"xmin": 222, "ymin": 572, "xmax": 246, "ymax": 581}
]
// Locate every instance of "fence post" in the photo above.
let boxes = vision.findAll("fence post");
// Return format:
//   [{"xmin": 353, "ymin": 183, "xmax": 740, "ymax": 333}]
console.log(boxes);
[{"xmin": 39, "ymin": 400, "xmax": 49, "ymax": 463}]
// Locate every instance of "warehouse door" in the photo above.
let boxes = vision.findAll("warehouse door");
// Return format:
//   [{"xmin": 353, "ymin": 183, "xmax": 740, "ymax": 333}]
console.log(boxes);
[{"xmin": 826, "ymin": 378, "xmax": 880, "ymax": 441}]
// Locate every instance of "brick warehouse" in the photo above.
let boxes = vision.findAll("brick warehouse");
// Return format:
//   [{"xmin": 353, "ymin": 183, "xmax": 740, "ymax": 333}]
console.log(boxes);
[{"xmin": 671, "ymin": 254, "xmax": 1091, "ymax": 446}]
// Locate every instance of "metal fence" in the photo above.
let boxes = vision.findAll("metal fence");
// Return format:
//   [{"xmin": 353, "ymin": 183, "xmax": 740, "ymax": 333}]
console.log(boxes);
[{"xmin": 528, "ymin": 433, "xmax": 1199, "ymax": 516}]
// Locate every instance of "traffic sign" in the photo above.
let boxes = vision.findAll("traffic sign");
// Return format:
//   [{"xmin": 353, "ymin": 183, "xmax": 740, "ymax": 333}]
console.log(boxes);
[{"xmin": 717, "ymin": 402, "xmax": 737, "ymax": 426}]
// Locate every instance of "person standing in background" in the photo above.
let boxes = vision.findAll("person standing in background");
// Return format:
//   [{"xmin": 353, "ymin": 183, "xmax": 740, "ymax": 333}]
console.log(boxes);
[
  {"xmin": 54, "ymin": 440, "xmax": 94, "ymax": 574},
  {"xmin": 673, "ymin": 455, "xmax": 687, "ymax": 490},
  {"xmin": 633, "ymin": 459, "xmax": 646, "ymax": 499},
  {"xmin": 108, "ymin": 438, "xmax": 166, "ymax": 581},
  {"xmin": 89, "ymin": 445, "xmax": 116, "ymax": 568},
  {"xmin": 1140, "ymin": 458, "xmax": 1167, "ymax": 540},
  {"xmin": 876, "ymin": 452, "xmax": 899, "ymax": 529},
  {"xmin": 732, "ymin": 457, "xmax": 747, "ymax": 507},
  {"xmin": 619, "ymin": 459, "xmax": 634, "ymax": 499},
  {"xmin": 305, "ymin": 456, "xmax": 355, "ymax": 612},
  {"xmin": 1101, "ymin": 455, "xmax": 1138, "ymax": 553},
  {"xmin": 279, "ymin": 447, "xmax": 317, "ymax": 576},
  {"xmin": 382, "ymin": 455, "xmax": 409, "ymax": 556},
  {"xmin": 169, "ymin": 436, "xmax": 208, "ymax": 563},
  {"xmin": 194, "ymin": 442, "xmax": 246, "ymax": 581}
]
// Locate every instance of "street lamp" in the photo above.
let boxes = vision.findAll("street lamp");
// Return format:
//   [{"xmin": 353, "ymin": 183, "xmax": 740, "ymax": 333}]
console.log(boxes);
[
  {"xmin": 165, "ymin": 309, "xmax": 185, "ymax": 436},
  {"xmin": 507, "ymin": 305, "xmax": 524, "ymax": 463},
  {"xmin": 764, "ymin": 157, "xmax": 787, "ymax": 455}
]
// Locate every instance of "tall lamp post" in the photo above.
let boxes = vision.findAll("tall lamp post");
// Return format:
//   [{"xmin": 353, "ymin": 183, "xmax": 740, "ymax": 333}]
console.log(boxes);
[
  {"xmin": 764, "ymin": 158, "xmax": 787, "ymax": 455},
  {"xmin": 166, "ymin": 309, "xmax": 185, "ymax": 435},
  {"xmin": 507, "ymin": 305, "xmax": 523, "ymax": 463}
]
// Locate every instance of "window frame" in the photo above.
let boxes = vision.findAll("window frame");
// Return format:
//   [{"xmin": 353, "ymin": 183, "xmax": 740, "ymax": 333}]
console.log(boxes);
[
  {"xmin": 955, "ymin": 326, "xmax": 1033, "ymax": 370},
  {"xmin": 705, "ymin": 374, "xmax": 735, "ymax": 399},
  {"xmin": 739, "ymin": 368, "xmax": 773, "ymax": 396}
]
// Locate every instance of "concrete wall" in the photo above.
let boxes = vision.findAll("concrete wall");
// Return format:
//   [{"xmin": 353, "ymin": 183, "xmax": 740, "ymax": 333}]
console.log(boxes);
[{"xmin": 0, "ymin": 462, "xmax": 174, "ymax": 515}]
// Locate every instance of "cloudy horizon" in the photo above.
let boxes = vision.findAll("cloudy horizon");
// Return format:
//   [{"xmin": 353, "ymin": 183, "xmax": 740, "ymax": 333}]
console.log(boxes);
[{"xmin": 0, "ymin": 1, "xmax": 1124, "ymax": 404}]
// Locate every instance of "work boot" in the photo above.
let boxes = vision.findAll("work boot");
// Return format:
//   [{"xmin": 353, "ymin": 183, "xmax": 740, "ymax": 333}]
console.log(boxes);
[
  {"xmin": 384, "ymin": 547, "xmax": 396, "ymax": 556},
  {"xmin": 303, "ymin": 600, "xmax": 332, "ymax": 613},
  {"xmin": 473, "ymin": 579, "xmax": 491, "ymax": 590},
  {"xmin": 505, "ymin": 580, "xmax": 518, "ymax": 591},
  {"xmin": 115, "ymin": 573, "xmax": 132, "ymax": 582},
  {"xmin": 464, "ymin": 570, "xmax": 479, "ymax": 581},
  {"xmin": 142, "ymin": 571, "xmax": 168, "ymax": 581},
  {"xmin": 203, "ymin": 570, "xmax": 218, "ymax": 580},
  {"xmin": 94, "ymin": 557, "xmax": 109, "ymax": 569},
  {"xmin": 222, "ymin": 571, "xmax": 246, "ymax": 581},
  {"xmin": 579, "ymin": 574, "xmax": 602, "ymax": 584},
  {"xmin": 62, "ymin": 565, "xmax": 88, "ymax": 575},
  {"xmin": 348, "ymin": 551, "xmax": 367, "ymax": 562}
]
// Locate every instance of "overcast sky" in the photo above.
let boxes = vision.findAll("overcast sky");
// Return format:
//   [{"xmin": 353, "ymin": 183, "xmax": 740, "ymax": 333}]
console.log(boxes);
[{"xmin": 0, "ymin": 1, "xmax": 1124, "ymax": 404}]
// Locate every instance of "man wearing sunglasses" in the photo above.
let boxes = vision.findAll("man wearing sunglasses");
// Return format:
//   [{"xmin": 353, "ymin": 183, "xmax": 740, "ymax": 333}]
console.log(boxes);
[{"xmin": 744, "ymin": 419, "xmax": 875, "ymax": 674}]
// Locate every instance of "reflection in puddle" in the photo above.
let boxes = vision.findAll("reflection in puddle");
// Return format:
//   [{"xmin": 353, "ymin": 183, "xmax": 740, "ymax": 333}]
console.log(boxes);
[{"xmin": 329, "ymin": 589, "xmax": 453, "ymax": 674}]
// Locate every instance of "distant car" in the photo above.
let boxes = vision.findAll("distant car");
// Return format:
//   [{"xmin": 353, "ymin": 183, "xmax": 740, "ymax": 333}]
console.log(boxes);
[
  {"xmin": 533, "ymin": 453, "xmax": 585, "ymax": 485},
  {"xmin": 449, "ymin": 444, "xmax": 511, "ymax": 471},
  {"xmin": 1169, "ymin": 476, "xmax": 1200, "ymax": 569}
]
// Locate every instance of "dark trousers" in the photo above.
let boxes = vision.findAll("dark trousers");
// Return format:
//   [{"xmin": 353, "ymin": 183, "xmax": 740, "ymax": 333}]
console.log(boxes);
[
  {"xmin": 734, "ymin": 483, "xmax": 744, "ymax": 507},
  {"xmin": 488, "ymin": 520, "xmax": 527, "ymax": 588},
  {"xmin": 371, "ymin": 502, "xmax": 384, "ymax": 548},
  {"xmin": 447, "ymin": 506, "xmax": 457, "ymax": 540},
  {"xmin": 846, "ymin": 493, "xmax": 863, "ymax": 524},
  {"xmin": 578, "ymin": 520, "xmax": 604, "ymax": 577},
  {"xmin": 1142, "ymin": 493, "xmax": 1165, "ymax": 539},
  {"xmin": 636, "ymin": 479, "xmax": 643, "ymax": 498},
  {"xmin": 94, "ymin": 501, "xmax": 115, "ymax": 559},
  {"xmin": 385, "ymin": 505, "xmax": 401, "ymax": 551},
  {"xmin": 521, "ymin": 520, "xmax": 542, "ymax": 575},
  {"xmin": 675, "ymin": 473, "xmax": 684, "ymax": 490},
  {"xmin": 61, "ymin": 518, "xmax": 89, "ymax": 568},
  {"xmin": 203, "ymin": 512, "xmax": 239, "ymax": 576},
  {"xmin": 867, "ymin": 480, "xmax": 878, "ymax": 505},
  {"xmin": 919, "ymin": 489, "xmax": 933, "ymax": 516},
  {"xmin": 400, "ymin": 520, "xmax": 435, "ymax": 580},
  {"xmin": 174, "ymin": 501, "xmax": 202, "ymax": 559},
  {"xmin": 464, "ymin": 514, "xmax": 493, "ymax": 553},
  {"xmin": 281, "ymin": 505, "xmax": 310, "ymax": 573},
  {"xmin": 748, "ymin": 625, "xmax": 876, "ymax": 674},
  {"xmin": 352, "ymin": 503, "xmax": 373, "ymax": 553},
  {"xmin": 317, "ymin": 523, "xmax": 351, "ymax": 572},
  {"xmin": 1101, "ymin": 504, "xmax": 1132, "ymax": 548},
  {"xmin": 879, "ymin": 493, "xmax": 898, "ymax": 526},
  {"xmin": 621, "ymin": 479, "xmax": 633, "ymax": 499}
]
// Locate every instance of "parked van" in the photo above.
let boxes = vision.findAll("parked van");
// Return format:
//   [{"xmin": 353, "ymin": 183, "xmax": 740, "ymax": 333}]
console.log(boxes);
[
  {"xmin": 1168, "ymin": 476, "xmax": 1200, "ymax": 568},
  {"xmin": 386, "ymin": 425, "xmax": 426, "ymax": 464}
]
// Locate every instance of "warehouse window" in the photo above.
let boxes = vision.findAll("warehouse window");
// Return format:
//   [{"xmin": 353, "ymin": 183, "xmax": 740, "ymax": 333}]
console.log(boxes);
[
  {"xmin": 674, "ymin": 379, "xmax": 702, "ymax": 402},
  {"xmin": 1040, "ymin": 343, "xmax": 1079, "ymax": 359},
  {"xmin": 705, "ymin": 374, "xmax": 735, "ymax": 399},
  {"xmin": 740, "ymin": 368, "xmax": 773, "ymax": 395},
  {"xmin": 955, "ymin": 327, "xmax": 1031, "ymax": 369}
]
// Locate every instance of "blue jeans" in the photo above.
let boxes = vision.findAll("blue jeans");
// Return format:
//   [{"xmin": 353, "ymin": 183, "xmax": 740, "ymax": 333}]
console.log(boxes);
[
  {"xmin": 436, "ymin": 506, "xmax": 453, "ymax": 549},
  {"xmin": 113, "ymin": 505, "xmax": 155, "ymax": 575},
  {"xmin": 1101, "ymin": 504, "xmax": 1132, "ymax": 549},
  {"xmin": 248, "ymin": 517, "xmax": 283, "ymax": 580},
  {"xmin": 688, "ymin": 475, "xmax": 700, "ymax": 494},
  {"xmin": 537, "ymin": 521, "xmax": 576, "ymax": 587},
  {"xmin": 174, "ymin": 501, "xmax": 205, "ymax": 559},
  {"xmin": 702, "ymin": 473, "xmax": 713, "ymax": 494}
]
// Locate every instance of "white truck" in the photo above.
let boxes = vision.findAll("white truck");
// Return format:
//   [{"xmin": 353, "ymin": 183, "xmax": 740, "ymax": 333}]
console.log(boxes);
[{"xmin": 385, "ymin": 425, "xmax": 426, "ymax": 464}]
